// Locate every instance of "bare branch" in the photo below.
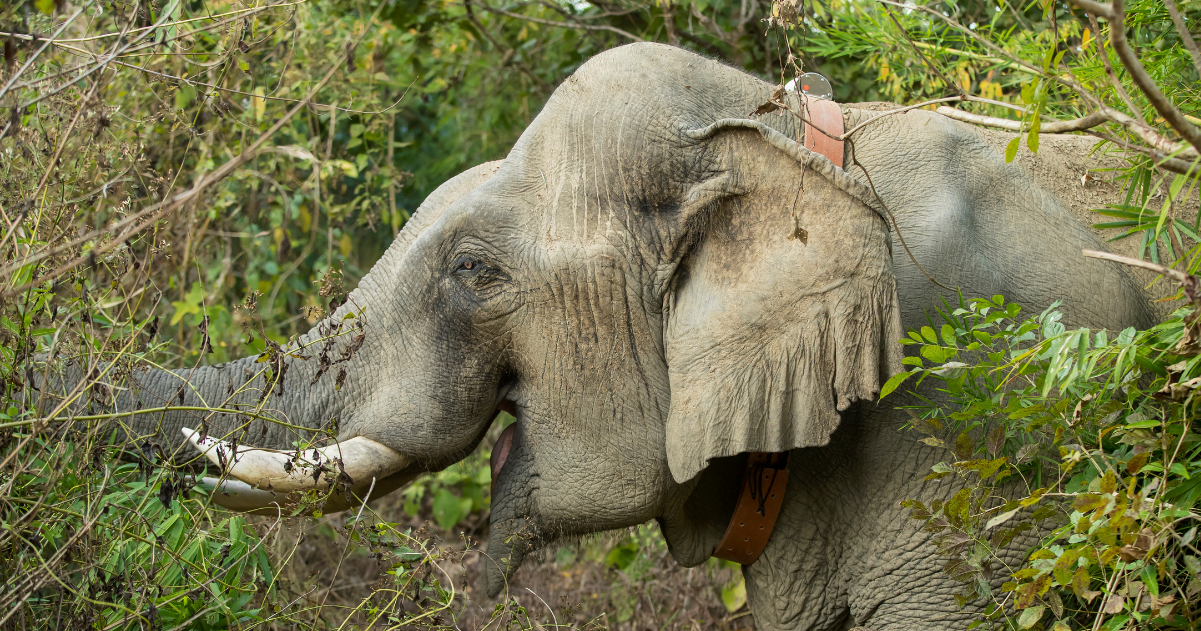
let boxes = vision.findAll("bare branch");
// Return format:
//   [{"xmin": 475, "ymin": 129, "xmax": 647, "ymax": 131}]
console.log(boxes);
[
  {"xmin": 0, "ymin": 19, "xmax": 380, "ymax": 297},
  {"xmin": 473, "ymin": 2, "xmax": 643, "ymax": 42},
  {"xmin": 1092, "ymin": 102, "xmax": 1199, "ymax": 160},
  {"xmin": 1163, "ymin": 0, "xmax": 1201, "ymax": 78},
  {"xmin": 1095, "ymin": 132, "xmax": 1183, "ymax": 174},
  {"xmin": 463, "ymin": 0, "xmax": 553, "ymax": 91},
  {"xmin": 0, "ymin": 7, "xmax": 86, "ymax": 102},
  {"xmin": 1088, "ymin": 12, "xmax": 1146, "ymax": 122},
  {"xmin": 936, "ymin": 107, "xmax": 1110, "ymax": 133},
  {"xmin": 1083, "ymin": 249, "xmax": 1190, "ymax": 283},
  {"xmin": 1071, "ymin": 0, "xmax": 1201, "ymax": 154},
  {"xmin": 1082, "ymin": 128, "xmax": 1199, "ymax": 175},
  {"xmin": 1068, "ymin": 0, "xmax": 1114, "ymax": 18}
]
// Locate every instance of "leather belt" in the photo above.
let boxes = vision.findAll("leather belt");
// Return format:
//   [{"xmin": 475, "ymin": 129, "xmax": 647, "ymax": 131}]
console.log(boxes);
[
  {"xmin": 713, "ymin": 452, "xmax": 790, "ymax": 565},
  {"xmin": 802, "ymin": 96, "xmax": 845, "ymax": 167}
]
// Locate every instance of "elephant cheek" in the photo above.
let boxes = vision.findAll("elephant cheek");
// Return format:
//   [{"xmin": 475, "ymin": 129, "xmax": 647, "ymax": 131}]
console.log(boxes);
[{"xmin": 490, "ymin": 423, "xmax": 516, "ymax": 485}]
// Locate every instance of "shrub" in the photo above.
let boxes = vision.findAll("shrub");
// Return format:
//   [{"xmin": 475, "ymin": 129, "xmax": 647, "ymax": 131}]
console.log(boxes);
[{"xmin": 888, "ymin": 293, "xmax": 1201, "ymax": 630}]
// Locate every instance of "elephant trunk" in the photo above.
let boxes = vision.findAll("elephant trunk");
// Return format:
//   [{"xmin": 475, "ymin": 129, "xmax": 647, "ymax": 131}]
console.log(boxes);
[
  {"xmin": 32, "ymin": 161, "xmax": 506, "ymax": 513},
  {"xmin": 37, "ymin": 324, "xmax": 412, "ymax": 512}
]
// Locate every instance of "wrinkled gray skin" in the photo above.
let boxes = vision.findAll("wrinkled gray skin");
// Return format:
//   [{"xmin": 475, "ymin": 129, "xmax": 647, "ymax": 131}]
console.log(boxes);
[{"xmin": 68, "ymin": 43, "xmax": 1154, "ymax": 630}]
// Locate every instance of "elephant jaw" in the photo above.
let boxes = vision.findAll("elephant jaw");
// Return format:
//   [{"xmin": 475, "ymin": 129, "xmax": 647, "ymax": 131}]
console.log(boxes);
[{"xmin": 484, "ymin": 399, "xmax": 537, "ymax": 597}]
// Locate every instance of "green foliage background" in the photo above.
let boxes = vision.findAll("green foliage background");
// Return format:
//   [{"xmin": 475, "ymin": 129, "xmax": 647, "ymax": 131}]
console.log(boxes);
[{"xmin": 1, "ymin": 0, "xmax": 1199, "ymax": 627}]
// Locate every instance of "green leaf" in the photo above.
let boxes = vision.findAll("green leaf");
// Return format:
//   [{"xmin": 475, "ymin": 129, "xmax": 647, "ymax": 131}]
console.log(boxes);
[
  {"xmin": 880, "ymin": 370, "xmax": 913, "ymax": 398},
  {"xmin": 1021, "ymin": 80, "xmax": 1036, "ymax": 105},
  {"xmin": 921, "ymin": 344, "xmax": 956, "ymax": 363},
  {"xmin": 604, "ymin": 539, "xmax": 639, "ymax": 570},
  {"xmin": 921, "ymin": 326, "xmax": 938, "ymax": 344},
  {"xmin": 35, "ymin": 0, "xmax": 55, "ymax": 14},
  {"xmin": 174, "ymin": 83, "xmax": 197, "ymax": 111},
  {"xmin": 237, "ymin": 59, "xmax": 250, "ymax": 72},
  {"xmin": 1027, "ymin": 110, "xmax": 1041, "ymax": 154},
  {"xmin": 720, "ymin": 573, "xmax": 747, "ymax": 613},
  {"xmin": 431, "ymin": 489, "xmax": 472, "ymax": 531},
  {"xmin": 170, "ymin": 300, "xmax": 202, "ymax": 326},
  {"xmin": 1005, "ymin": 136, "xmax": 1021, "ymax": 163},
  {"xmin": 1018, "ymin": 605, "xmax": 1045, "ymax": 628}
]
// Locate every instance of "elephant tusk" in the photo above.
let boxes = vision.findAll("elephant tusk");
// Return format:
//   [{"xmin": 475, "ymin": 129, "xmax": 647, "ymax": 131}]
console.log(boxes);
[
  {"xmin": 181, "ymin": 427, "xmax": 413, "ymax": 495},
  {"xmin": 192, "ymin": 476, "xmax": 285, "ymax": 513}
]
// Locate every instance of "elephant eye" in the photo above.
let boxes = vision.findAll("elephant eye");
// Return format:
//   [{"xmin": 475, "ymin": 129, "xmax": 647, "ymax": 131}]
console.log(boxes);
[
  {"xmin": 455, "ymin": 257, "xmax": 483, "ymax": 274},
  {"xmin": 451, "ymin": 253, "xmax": 508, "ymax": 287}
]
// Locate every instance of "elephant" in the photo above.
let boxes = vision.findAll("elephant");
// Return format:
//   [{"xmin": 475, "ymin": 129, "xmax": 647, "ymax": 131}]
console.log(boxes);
[{"xmin": 45, "ymin": 42, "xmax": 1157, "ymax": 630}]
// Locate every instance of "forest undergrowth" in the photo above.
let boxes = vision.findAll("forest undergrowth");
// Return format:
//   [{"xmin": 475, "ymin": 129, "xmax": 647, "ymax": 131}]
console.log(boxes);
[{"xmin": 1, "ymin": 0, "xmax": 1199, "ymax": 628}]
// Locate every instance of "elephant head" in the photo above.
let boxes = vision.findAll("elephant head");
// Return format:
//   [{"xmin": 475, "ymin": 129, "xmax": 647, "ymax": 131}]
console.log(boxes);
[
  {"xmin": 72, "ymin": 43, "xmax": 901, "ymax": 598},
  {"xmin": 294, "ymin": 42, "xmax": 900, "ymax": 593},
  {"xmin": 400, "ymin": 49, "xmax": 900, "ymax": 593}
]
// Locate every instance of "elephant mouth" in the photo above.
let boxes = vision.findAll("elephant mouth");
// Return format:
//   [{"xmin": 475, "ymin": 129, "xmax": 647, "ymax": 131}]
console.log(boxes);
[{"xmin": 490, "ymin": 400, "xmax": 519, "ymax": 480}]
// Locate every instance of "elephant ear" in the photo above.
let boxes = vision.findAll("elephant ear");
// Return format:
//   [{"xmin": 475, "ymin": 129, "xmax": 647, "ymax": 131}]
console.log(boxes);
[{"xmin": 664, "ymin": 119, "xmax": 904, "ymax": 483}]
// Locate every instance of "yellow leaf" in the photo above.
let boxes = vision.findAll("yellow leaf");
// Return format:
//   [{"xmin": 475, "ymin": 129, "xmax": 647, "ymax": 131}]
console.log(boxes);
[
  {"xmin": 1082, "ymin": 28, "xmax": 1092, "ymax": 49},
  {"xmin": 253, "ymin": 86, "xmax": 265, "ymax": 122},
  {"xmin": 339, "ymin": 233, "xmax": 353, "ymax": 257},
  {"xmin": 299, "ymin": 204, "xmax": 312, "ymax": 233}
]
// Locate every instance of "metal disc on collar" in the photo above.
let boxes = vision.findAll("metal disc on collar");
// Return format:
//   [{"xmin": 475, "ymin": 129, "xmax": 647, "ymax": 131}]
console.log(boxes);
[{"xmin": 784, "ymin": 72, "xmax": 834, "ymax": 100}]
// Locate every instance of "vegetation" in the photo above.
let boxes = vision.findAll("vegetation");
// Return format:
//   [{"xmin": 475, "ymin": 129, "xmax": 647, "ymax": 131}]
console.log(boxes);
[
  {"xmin": 0, "ymin": 0, "xmax": 1197, "ymax": 627},
  {"xmin": 889, "ymin": 293, "xmax": 1201, "ymax": 630}
]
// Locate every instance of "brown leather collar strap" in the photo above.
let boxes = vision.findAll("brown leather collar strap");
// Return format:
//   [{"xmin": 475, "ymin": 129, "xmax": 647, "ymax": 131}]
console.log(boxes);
[
  {"xmin": 713, "ymin": 452, "xmax": 790, "ymax": 565},
  {"xmin": 802, "ymin": 96, "xmax": 845, "ymax": 168}
]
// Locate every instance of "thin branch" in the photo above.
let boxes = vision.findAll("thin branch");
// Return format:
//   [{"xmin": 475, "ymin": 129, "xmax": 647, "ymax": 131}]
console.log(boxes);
[
  {"xmin": 881, "ymin": 2, "xmax": 967, "ymax": 97},
  {"xmin": 1087, "ymin": 100, "xmax": 1200, "ymax": 160},
  {"xmin": 936, "ymin": 107, "xmax": 1110, "ymax": 133},
  {"xmin": 0, "ymin": 1, "xmax": 302, "ymax": 45},
  {"xmin": 876, "ymin": 0, "xmax": 1045, "ymax": 78},
  {"xmin": 689, "ymin": 3, "xmax": 739, "ymax": 48},
  {"xmin": 1083, "ymin": 249, "xmax": 1190, "ymax": 283},
  {"xmin": 110, "ymin": 58, "xmax": 414, "ymax": 115},
  {"xmin": 473, "ymin": 2, "xmax": 643, "ymax": 42},
  {"xmin": 1070, "ymin": 0, "xmax": 1115, "ymax": 18},
  {"xmin": 1074, "ymin": 0, "xmax": 1201, "ymax": 154},
  {"xmin": 463, "ymin": 0, "xmax": 553, "ymax": 91},
  {"xmin": 1082, "ymin": 128, "xmax": 1199, "ymax": 175},
  {"xmin": 0, "ymin": 5, "xmax": 88, "ymax": 102},
  {"xmin": 1163, "ymin": 0, "xmax": 1201, "ymax": 78},
  {"xmin": 14, "ymin": 0, "xmax": 183, "ymax": 110},
  {"xmin": 1088, "ymin": 12, "xmax": 1146, "ymax": 122},
  {"xmin": 0, "ymin": 18, "xmax": 381, "ymax": 297},
  {"xmin": 938, "ymin": 104, "xmax": 1199, "ymax": 173},
  {"xmin": 841, "ymin": 96, "xmax": 971, "ymax": 139}
]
